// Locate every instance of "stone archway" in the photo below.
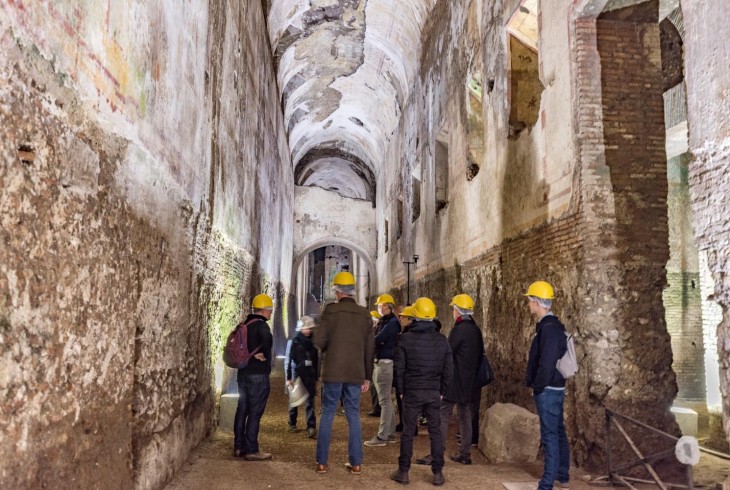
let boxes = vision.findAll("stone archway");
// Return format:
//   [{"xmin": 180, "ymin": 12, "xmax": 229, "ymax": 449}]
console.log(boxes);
[{"xmin": 292, "ymin": 236, "xmax": 377, "ymax": 318}]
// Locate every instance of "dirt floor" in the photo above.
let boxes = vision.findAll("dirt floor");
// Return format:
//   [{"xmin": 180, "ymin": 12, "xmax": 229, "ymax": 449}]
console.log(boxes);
[{"xmin": 166, "ymin": 372, "xmax": 730, "ymax": 489}]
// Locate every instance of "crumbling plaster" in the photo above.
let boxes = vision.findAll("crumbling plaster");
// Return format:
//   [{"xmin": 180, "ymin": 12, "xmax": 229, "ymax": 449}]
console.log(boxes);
[
  {"xmin": 373, "ymin": 0, "xmax": 684, "ymax": 470},
  {"xmin": 0, "ymin": 1, "xmax": 293, "ymax": 489},
  {"xmin": 682, "ymin": 0, "xmax": 730, "ymax": 472},
  {"xmin": 293, "ymin": 186, "xmax": 376, "ymax": 291},
  {"xmin": 377, "ymin": 0, "xmax": 576, "ymax": 289},
  {"xmin": 269, "ymin": 0, "xmax": 439, "ymax": 195}
]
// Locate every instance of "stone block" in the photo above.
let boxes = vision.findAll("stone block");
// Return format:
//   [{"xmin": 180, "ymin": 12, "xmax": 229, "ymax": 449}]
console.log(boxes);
[
  {"xmin": 219, "ymin": 394, "xmax": 239, "ymax": 433},
  {"xmin": 481, "ymin": 403, "xmax": 540, "ymax": 463},
  {"xmin": 671, "ymin": 406, "xmax": 698, "ymax": 437}
]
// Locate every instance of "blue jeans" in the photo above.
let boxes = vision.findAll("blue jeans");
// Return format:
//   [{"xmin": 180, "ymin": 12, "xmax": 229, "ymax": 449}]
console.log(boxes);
[
  {"xmin": 234, "ymin": 374, "xmax": 270, "ymax": 453},
  {"xmin": 534, "ymin": 389, "xmax": 570, "ymax": 489},
  {"xmin": 316, "ymin": 383, "xmax": 363, "ymax": 466}
]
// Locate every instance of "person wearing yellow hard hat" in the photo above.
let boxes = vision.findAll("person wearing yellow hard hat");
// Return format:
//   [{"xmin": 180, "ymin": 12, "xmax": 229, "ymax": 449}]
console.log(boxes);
[
  {"xmin": 233, "ymin": 293, "xmax": 275, "ymax": 461},
  {"xmin": 364, "ymin": 293, "xmax": 402, "ymax": 447},
  {"xmin": 523, "ymin": 281, "xmax": 570, "ymax": 490},
  {"xmin": 390, "ymin": 297, "xmax": 452, "ymax": 486},
  {"xmin": 398, "ymin": 305, "xmax": 416, "ymax": 331},
  {"xmin": 314, "ymin": 271, "xmax": 374, "ymax": 475},
  {"xmin": 415, "ymin": 294, "xmax": 484, "ymax": 468}
]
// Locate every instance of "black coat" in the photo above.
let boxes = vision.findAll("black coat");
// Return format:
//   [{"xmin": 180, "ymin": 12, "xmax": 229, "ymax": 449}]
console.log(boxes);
[
  {"xmin": 237, "ymin": 314, "xmax": 273, "ymax": 379},
  {"xmin": 394, "ymin": 320, "xmax": 453, "ymax": 396},
  {"xmin": 444, "ymin": 317, "xmax": 484, "ymax": 404},
  {"xmin": 524, "ymin": 314, "xmax": 567, "ymax": 394},
  {"xmin": 286, "ymin": 332, "xmax": 319, "ymax": 394}
]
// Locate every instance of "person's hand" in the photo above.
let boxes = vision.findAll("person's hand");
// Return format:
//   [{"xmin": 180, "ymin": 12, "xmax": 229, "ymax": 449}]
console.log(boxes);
[
  {"xmin": 254, "ymin": 353, "xmax": 266, "ymax": 361},
  {"xmin": 361, "ymin": 380, "xmax": 370, "ymax": 393}
]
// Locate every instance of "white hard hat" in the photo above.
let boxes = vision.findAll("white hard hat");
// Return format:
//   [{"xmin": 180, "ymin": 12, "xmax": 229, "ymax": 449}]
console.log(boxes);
[{"xmin": 287, "ymin": 377, "xmax": 310, "ymax": 407}]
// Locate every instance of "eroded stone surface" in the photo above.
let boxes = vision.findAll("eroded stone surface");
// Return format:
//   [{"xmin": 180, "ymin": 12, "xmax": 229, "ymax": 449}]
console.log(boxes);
[{"xmin": 0, "ymin": 1, "xmax": 293, "ymax": 488}]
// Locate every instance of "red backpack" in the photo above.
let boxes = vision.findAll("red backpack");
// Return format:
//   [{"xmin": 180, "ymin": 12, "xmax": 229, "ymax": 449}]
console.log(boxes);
[{"xmin": 223, "ymin": 319, "xmax": 261, "ymax": 369}]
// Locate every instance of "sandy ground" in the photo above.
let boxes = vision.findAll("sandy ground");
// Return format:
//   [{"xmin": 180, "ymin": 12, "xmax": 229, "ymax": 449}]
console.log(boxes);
[{"xmin": 166, "ymin": 373, "xmax": 729, "ymax": 489}]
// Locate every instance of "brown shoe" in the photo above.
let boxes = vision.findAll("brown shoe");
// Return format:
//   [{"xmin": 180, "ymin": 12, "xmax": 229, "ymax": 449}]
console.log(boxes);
[
  {"xmin": 316, "ymin": 463, "xmax": 328, "ymax": 474},
  {"xmin": 244, "ymin": 452, "xmax": 272, "ymax": 461},
  {"xmin": 345, "ymin": 463, "xmax": 362, "ymax": 475}
]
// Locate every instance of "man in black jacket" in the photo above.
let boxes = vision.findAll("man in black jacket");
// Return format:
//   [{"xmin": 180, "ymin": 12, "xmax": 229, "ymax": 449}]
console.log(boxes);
[
  {"xmin": 524, "ymin": 281, "xmax": 570, "ymax": 490},
  {"xmin": 391, "ymin": 297, "xmax": 452, "ymax": 487},
  {"xmin": 233, "ymin": 293, "xmax": 274, "ymax": 461}
]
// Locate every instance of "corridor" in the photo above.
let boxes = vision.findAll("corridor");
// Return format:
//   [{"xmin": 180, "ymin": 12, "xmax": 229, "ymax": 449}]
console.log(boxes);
[{"xmin": 2, "ymin": 0, "xmax": 730, "ymax": 488}]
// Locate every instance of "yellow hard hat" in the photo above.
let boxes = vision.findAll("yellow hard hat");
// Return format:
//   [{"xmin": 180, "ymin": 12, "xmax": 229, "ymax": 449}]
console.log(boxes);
[
  {"xmin": 400, "ymin": 305, "xmax": 416, "ymax": 318},
  {"xmin": 375, "ymin": 293, "xmax": 396, "ymax": 305},
  {"xmin": 450, "ymin": 294, "xmax": 475, "ymax": 310},
  {"xmin": 412, "ymin": 297, "xmax": 436, "ymax": 320},
  {"xmin": 333, "ymin": 271, "xmax": 356, "ymax": 286},
  {"xmin": 252, "ymin": 293, "xmax": 274, "ymax": 310},
  {"xmin": 370, "ymin": 310, "xmax": 381, "ymax": 319},
  {"xmin": 524, "ymin": 281, "xmax": 555, "ymax": 300}
]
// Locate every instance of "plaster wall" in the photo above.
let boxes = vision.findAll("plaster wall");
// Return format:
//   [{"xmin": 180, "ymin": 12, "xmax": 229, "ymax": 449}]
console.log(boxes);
[
  {"xmin": 376, "ymin": 0, "xmax": 577, "ymax": 290},
  {"xmin": 0, "ymin": 1, "xmax": 293, "ymax": 488},
  {"xmin": 682, "ymin": 0, "xmax": 730, "ymax": 468},
  {"xmin": 293, "ymin": 186, "xmax": 376, "ymax": 275},
  {"xmin": 375, "ymin": 0, "xmax": 681, "ymax": 469}
]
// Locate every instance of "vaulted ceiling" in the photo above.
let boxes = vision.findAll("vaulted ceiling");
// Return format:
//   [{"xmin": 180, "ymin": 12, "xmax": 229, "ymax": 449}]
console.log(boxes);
[{"xmin": 268, "ymin": 0, "xmax": 437, "ymax": 200}]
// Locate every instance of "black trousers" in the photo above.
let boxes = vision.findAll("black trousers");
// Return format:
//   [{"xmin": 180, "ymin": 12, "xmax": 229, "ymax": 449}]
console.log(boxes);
[
  {"xmin": 471, "ymin": 388, "xmax": 482, "ymax": 445},
  {"xmin": 289, "ymin": 394, "xmax": 316, "ymax": 428},
  {"xmin": 399, "ymin": 390, "xmax": 444, "ymax": 472}
]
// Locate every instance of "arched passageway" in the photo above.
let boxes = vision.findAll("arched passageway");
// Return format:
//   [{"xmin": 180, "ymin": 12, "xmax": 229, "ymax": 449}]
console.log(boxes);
[{"xmin": 3, "ymin": 0, "xmax": 730, "ymax": 488}]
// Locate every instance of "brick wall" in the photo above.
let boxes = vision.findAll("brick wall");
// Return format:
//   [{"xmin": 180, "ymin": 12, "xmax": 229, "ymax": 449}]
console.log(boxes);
[{"xmin": 570, "ymin": 1, "xmax": 679, "ymax": 468}]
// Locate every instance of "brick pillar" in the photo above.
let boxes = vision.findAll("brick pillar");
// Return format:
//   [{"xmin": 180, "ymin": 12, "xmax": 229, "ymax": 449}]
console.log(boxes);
[{"xmin": 572, "ymin": 0, "xmax": 679, "ymax": 468}]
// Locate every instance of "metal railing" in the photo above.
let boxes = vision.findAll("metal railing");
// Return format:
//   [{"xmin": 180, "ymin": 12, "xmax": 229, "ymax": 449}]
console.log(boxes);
[{"xmin": 590, "ymin": 408, "xmax": 730, "ymax": 489}]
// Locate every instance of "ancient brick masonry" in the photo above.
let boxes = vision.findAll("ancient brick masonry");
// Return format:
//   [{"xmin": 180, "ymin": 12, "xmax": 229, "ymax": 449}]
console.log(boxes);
[{"xmin": 0, "ymin": 1, "xmax": 294, "ymax": 488}]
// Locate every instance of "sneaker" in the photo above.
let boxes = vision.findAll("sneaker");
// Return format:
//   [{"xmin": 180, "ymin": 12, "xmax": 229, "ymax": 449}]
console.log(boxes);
[
  {"xmin": 288, "ymin": 424, "xmax": 298, "ymax": 433},
  {"xmin": 307, "ymin": 427, "xmax": 317, "ymax": 439},
  {"xmin": 367, "ymin": 410, "xmax": 381, "ymax": 417},
  {"xmin": 556, "ymin": 481, "xmax": 570, "ymax": 488},
  {"xmin": 244, "ymin": 452, "xmax": 272, "ymax": 461},
  {"xmin": 387, "ymin": 434, "xmax": 398, "ymax": 444},
  {"xmin": 449, "ymin": 454, "xmax": 472, "ymax": 465},
  {"xmin": 390, "ymin": 468, "xmax": 409, "ymax": 485},
  {"xmin": 432, "ymin": 471, "xmax": 445, "ymax": 486},
  {"xmin": 316, "ymin": 463, "xmax": 328, "ymax": 474},
  {"xmin": 364, "ymin": 436, "xmax": 387, "ymax": 447},
  {"xmin": 345, "ymin": 463, "xmax": 362, "ymax": 475},
  {"xmin": 418, "ymin": 416, "xmax": 428, "ymax": 427}
]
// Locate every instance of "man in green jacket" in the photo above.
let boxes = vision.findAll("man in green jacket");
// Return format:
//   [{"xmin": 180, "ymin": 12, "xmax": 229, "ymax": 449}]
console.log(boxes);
[{"xmin": 314, "ymin": 272, "xmax": 375, "ymax": 476}]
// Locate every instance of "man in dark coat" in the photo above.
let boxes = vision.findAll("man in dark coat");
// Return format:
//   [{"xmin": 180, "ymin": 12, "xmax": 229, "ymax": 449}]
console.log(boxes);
[
  {"xmin": 233, "ymin": 293, "xmax": 275, "ymax": 461},
  {"xmin": 524, "ymin": 280, "xmax": 570, "ymax": 489},
  {"xmin": 390, "ymin": 297, "xmax": 452, "ymax": 487},
  {"xmin": 314, "ymin": 272, "xmax": 374, "ymax": 475},
  {"xmin": 285, "ymin": 315, "xmax": 319, "ymax": 438},
  {"xmin": 441, "ymin": 294, "xmax": 484, "ymax": 464}
]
